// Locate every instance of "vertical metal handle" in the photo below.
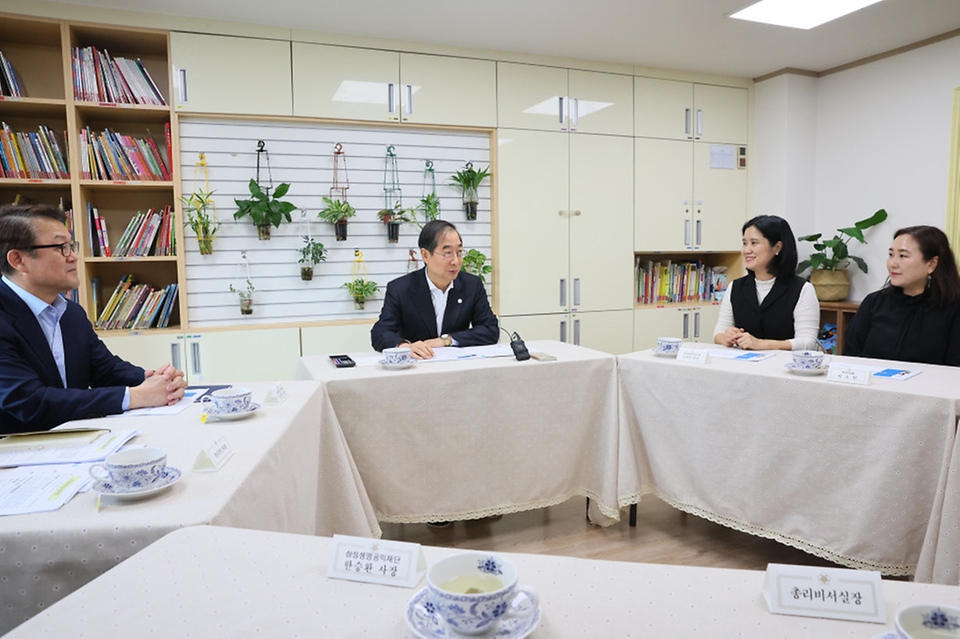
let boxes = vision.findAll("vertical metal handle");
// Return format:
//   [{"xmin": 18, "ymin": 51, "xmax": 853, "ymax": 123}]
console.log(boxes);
[
  {"xmin": 178, "ymin": 68, "xmax": 188, "ymax": 103},
  {"xmin": 573, "ymin": 319, "xmax": 580, "ymax": 345},
  {"xmin": 684, "ymin": 219, "xmax": 691, "ymax": 246},
  {"xmin": 685, "ymin": 108, "xmax": 691, "ymax": 137},
  {"xmin": 683, "ymin": 312, "xmax": 690, "ymax": 339},
  {"xmin": 572, "ymin": 97, "xmax": 579, "ymax": 126},
  {"xmin": 559, "ymin": 96, "xmax": 565, "ymax": 124},
  {"xmin": 190, "ymin": 341, "xmax": 201, "ymax": 376},
  {"xmin": 560, "ymin": 320, "xmax": 567, "ymax": 343},
  {"xmin": 694, "ymin": 312, "xmax": 701, "ymax": 339},
  {"xmin": 696, "ymin": 220, "xmax": 702, "ymax": 246},
  {"xmin": 388, "ymin": 83, "xmax": 396, "ymax": 114},
  {"xmin": 170, "ymin": 342, "xmax": 181, "ymax": 371},
  {"xmin": 573, "ymin": 278, "xmax": 581, "ymax": 306},
  {"xmin": 560, "ymin": 279, "xmax": 566, "ymax": 307},
  {"xmin": 696, "ymin": 109, "xmax": 703, "ymax": 137},
  {"xmin": 404, "ymin": 84, "xmax": 413, "ymax": 115}
]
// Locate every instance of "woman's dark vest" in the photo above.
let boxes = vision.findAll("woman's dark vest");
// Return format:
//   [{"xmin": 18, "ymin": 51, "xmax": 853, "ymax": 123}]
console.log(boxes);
[{"xmin": 730, "ymin": 273, "xmax": 805, "ymax": 340}]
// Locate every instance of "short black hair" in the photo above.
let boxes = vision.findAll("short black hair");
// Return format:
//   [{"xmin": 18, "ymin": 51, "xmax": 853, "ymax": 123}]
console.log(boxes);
[
  {"xmin": 418, "ymin": 220, "xmax": 460, "ymax": 253},
  {"xmin": 742, "ymin": 215, "xmax": 798, "ymax": 280},
  {"xmin": 0, "ymin": 204, "xmax": 67, "ymax": 276}
]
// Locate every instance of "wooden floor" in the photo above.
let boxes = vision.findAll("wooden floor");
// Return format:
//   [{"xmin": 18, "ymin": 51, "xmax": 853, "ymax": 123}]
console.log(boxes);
[{"xmin": 380, "ymin": 497, "xmax": 845, "ymax": 572}]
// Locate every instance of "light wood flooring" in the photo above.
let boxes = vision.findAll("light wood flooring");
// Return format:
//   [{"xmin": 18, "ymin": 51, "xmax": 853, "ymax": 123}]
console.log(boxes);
[{"xmin": 380, "ymin": 497, "xmax": 845, "ymax": 572}]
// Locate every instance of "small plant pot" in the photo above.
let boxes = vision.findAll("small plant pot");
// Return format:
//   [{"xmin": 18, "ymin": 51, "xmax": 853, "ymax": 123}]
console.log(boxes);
[
  {"xmin": 300, "ymin": 265, "xmax": 314, "ymax": 281},
  {"xmin": 353, "ymin": 296, "xmax": 365, "ymax": 311},
  {"xmin": 387, "ymin": 220, "xmax": 401, "ymax": 243},
  {"xmin": 196, "ymin": 236, "xmax": 214, "ymax": 255},
  {"xmin": 239, "ymin": 296, "xmax": 254, "ymax": 315},
  {"xmin": 463, "ymin": 200, "xmax": 478, "ymax": 221},
  {"xmin": 257, "ymin": 223, "xmax": 272, "ymax": 241},
  {"xmin": 335, "ymin": 219, "xmax": 348, "ymax": 241}
]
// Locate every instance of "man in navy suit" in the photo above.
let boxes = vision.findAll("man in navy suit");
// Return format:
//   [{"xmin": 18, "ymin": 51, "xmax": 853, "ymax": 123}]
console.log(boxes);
[
  {"xmin": 371, "ymin": 220, "xmax": 498, "ymax": 359},
  {"xmin": 0, "ymin": 204, "xmax": 187, "ymax": 435}
]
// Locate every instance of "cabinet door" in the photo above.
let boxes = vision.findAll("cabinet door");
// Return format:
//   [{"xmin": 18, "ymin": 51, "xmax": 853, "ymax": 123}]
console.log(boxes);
[
  {"xmin": 572, "ymin": 310, "xmax": 633, "ymax": 354},
  {"xmin": 399, "ymin": 53, "xmax": 496, "ymax": 127},
  {"xmin": 301, "ymin": 323, "xmax": 376, "ymax": 356},
  {"xmin": 292, "ymin": 43, "xmax": 399, "ymax": 121},
  {"xmin": 691, "ymin": 303, "xmax": 721, "ymax": 343},
  {"xmin": 184, "ymin": 328, "xmax": 301, "ymax": 384},
  {"xmin": 634, "ymin": 77, "xmax": 693, "ymax": 140},
  {"xmin": 694, "ymin": 143, "xmax": 747, "ymax": 252},
  {"xmin": 635, "ymin": 138, "xmax": 693, "ymax": 252},
  {"xmin": 694, "ymin": 84, "xmax": 749, "ymax": 144},
  {"xmin": 171, "ymin": 32, "xmax": 292, "ymax": 116},
  {"xmin": 498, "ymin": 313, "xmax": 569, "ymax": 344},
  {"xmin": 633, "ymin": 307, "xmax": 686, "ymax": 351},
  {"xmin": 570, "ymin": 134, "xmax": 634, "ymax": 312},
  {"xmin": 567, "ymin": 70, "xmax": 633, "ymax": 136},
  {"xmin": 497, "ymin": 129, "xmax": 569, "ymax": 315},
  {"xmin": 497, "ymin": 62, "xmax": 568, "ymax": 131},
  {"xmin": 100, "ymin": 333, "xmax": 186, "ymax": 376}
]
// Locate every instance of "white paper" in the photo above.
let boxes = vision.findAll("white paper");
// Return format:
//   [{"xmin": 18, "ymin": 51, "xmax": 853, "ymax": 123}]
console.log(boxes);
[
  {"xmin": 709, "ymin": 144, "xmax": 736, "ymax": 169},
  {"xmin": 422, "ymin": 344, "xmax": 515, "ymax": 362},
  {"xmin": 0, "ymin": 429, "xmax": 138, "ymax": 467},
  {"xmin": 114, "ymin": 391, "xmax": 201, "ymax": 417},
  {"xmin": 0, "ymin": 465, "xmax": 87, "ymax": 515},
  {"xmin": 708, "ymin": 349, "xmax": 777, "ymax": 361},
  {"xmin": 327, "ymin": 534, "xmax": 426, "ymax": 588}
]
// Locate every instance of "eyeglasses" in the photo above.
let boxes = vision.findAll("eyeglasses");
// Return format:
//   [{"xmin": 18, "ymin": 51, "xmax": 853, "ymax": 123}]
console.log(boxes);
[
  {"xmin": 433, "ymin": 249, "xmax": 465, "ymax": 261},
  {"xmin": 26, "ymin": 241, "xmax": 80, "ymax": 257}
]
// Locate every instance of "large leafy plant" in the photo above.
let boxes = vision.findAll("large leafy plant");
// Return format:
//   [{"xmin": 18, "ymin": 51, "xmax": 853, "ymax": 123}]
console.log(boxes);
[
  {"xmin": 461, "ymin": 248, "xmax": 492, "ymax": 283},
  {"xmin": 797, "ymin": 208, "xmax": 888, "ymax": 274},
  {"xmin": 233, "ymin": 180, "xmax": 297, "ymax": 228}
]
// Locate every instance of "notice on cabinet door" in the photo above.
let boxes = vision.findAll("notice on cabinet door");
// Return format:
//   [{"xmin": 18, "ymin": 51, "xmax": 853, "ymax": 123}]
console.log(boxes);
[{"xmin": 710, "ymin": 145, "xmax": 736, "ymax": 169}]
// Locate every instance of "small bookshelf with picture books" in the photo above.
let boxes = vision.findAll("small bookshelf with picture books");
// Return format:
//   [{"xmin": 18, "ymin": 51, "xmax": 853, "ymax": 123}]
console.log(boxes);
[{"xmin": 634, "ymin": 252, "xmax": 742, "ymax": 307}]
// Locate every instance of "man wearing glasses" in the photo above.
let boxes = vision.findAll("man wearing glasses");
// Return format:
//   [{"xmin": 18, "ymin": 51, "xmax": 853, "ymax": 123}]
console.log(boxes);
[
  {"xmin": 0, "ymin": 203, "xmax": 187, "ymax": 435},
  {"xmin": 372, "ymin": 220, "xmax": 498, "ymax": 359}
]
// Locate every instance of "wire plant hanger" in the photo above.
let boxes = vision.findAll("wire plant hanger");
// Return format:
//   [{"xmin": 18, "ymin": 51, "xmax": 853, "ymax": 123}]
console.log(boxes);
[{"xmin": 233, "ymin": 140, "xmax": 297, "ymax": 241}]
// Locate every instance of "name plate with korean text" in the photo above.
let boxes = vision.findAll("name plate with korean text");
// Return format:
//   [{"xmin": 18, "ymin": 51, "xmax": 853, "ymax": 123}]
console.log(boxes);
[
  {"xmin": 327, "ymin": 534, "xmax": 426, "ymax": 588},
  {"xmin": 193, "ymin": 437, "xmax": 234, "ymax": 472},
  {"xmin": 763, "ymin": 564, "xmax": 886, "ymax": 624},
  {"xmin": 827, "ymin": 363, "xmax": 872, "ymax": 385},
  {"xmin": 263, "ymin": 382, "xmax": 288, "ymax": 405},
  {"xmin": 676, "ymin": 347, "xmax": 709, "ymax": 364}
]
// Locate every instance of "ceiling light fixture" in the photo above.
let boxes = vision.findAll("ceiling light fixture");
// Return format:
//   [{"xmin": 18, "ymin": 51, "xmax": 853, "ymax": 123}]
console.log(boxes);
[{"xmin": 730, "ymin": 0, "xmax": 885, "ymax": 30}]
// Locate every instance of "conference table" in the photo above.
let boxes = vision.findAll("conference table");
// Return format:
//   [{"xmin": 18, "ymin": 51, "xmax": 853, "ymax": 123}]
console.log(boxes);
[
  {"xmin": 617, "ymin": 345, "xmax": 960, "ymax": 584},
  {"xmin": 297, "ymin": 340, "xmax": 622, "ymax": 526},
  {"xmin": 9, "ymin": 524, "xmax": 960, "ymax": 637},
  {"xmin": 0, "ymin": 381, "xmax": 378, "ymax": 634}
]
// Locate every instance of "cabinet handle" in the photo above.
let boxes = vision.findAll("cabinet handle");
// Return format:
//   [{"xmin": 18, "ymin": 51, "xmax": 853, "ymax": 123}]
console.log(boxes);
[
  {"xmin": 170, "ymin": 343, "xmax": 181, "ymax": 371},
  {"xmin": 683, "ymin": 312, "xmax": 690, "ymax": 339},
  {"xmin": 696, "ymin": 109, "xmax": 703, "ymax": 137},
  {"xmin": 559, "ymin": 96, "xmax": 565, "ymax": 124},
  {"xmin": 560, "ymin": 278, "xmax": 566, "ymax": 307},
  {"xmin": 178, "ymin": 68, "xmax": 188, "ymax": 103},
  {"xmin": 560, "ymin": 320, "xmax": 567, "ymax": 343},
  {"xmin": 696, "ymin": 220, "xmax": 702, "ymax": 247},
  {"xmin": 190, "ymin": 341, "xmax": 202, "ymax": 376},
  {"xmin": 388, "ymin": 83, "xmax": 397, "ymax": 114},
  {"xmin": 404, "ymin": 84, "xmax": 413, "ymax": 115},
  {"xmin": 573, "ymin": 278, "xmax": 580, "ymax": 306},
  {"xmin": 684, "ymin": 219, "xmax": 691, "ymax": 246},
  {"xmin": 685, "ymin": 108, "xmax": 691, "ymax": 137},
  {"xmin": 694, "ymin": 312, "xmax": 701, "ymax": 339},
  {"xmin": 574, "ymin": 318, "xmax": 580, "ymax": 345},
  {"xmin": 570, "ymin": 210, "xmax": 581, "ymax": 216},
  {"xmin": 572, "ymin": 97, "xmax": 579, "ymax": 126}
]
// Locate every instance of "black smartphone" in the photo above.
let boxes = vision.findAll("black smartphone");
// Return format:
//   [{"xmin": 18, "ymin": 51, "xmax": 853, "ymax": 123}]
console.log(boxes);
[{"xmin": 329, "ymin": 354, "xmax": 356, "ymax": 368}]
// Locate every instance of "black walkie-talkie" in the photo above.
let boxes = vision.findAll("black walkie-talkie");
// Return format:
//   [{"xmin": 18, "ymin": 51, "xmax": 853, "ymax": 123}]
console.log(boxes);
[{"xmin": 509, "ymin": 331, "xmax": 531, "ymax": 361}]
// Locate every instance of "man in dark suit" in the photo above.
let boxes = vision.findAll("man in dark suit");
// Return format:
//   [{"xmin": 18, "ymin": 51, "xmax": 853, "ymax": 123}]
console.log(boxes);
[
  {"xmin": 371, "ymin": 220, "xmax": 498, "ymax": 358},
  {"xmin": 0, "ymin": 203, "xmax": 186, "ymax": 435}
]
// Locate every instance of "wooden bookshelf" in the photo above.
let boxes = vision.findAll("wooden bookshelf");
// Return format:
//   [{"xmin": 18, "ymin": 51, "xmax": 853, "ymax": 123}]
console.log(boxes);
[
  {"xmin": 634, "ymin": 251, "xmax": 742, "ymax": 308},
  {"xmin": 819, "ymin": 299, "xmax": 859, "ymax": 354}
]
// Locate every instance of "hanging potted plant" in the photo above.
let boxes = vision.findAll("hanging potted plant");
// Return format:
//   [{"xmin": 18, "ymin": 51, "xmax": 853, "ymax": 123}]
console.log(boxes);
[
  {"xmin": 342, "ymin": 278, "xmax": 378, "ymax": 310},
  {"xmin": 233, "ymin": 179, "xmax": 297, "ymax": 241},
  {"xmin": 449, "ymin": 163, "xmax": 490, "ymax": 221},
  {"xmin": 298, "ymin": 236, "xmax": 327, "ymax": 281},
  {"xmin": 461, "ymin": 248, "xmax": 492, "ymax": 283},
  {"xmin": 377, "ymin": 205, "xmax": 413, "ymax": 243},
  {"xmin": 229, "ymin": 279, "xmax": 255, "ymax": 315},
  {"xmin": 319, "ymin": 196, "xmax": 356, "ymax": 241},
  {"xmin": 797, "ymin": 208, "xmax": 888, "ymax": 301},
  {"xmin": 416, "ymin": 192, "xmax": 441, "ymax": 228},
  {"xmin": 181, "ymin": 189, "xmax": 220, "ymax": 255}
]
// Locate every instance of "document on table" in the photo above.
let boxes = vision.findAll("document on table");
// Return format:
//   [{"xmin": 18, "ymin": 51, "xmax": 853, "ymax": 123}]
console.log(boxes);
[
  {"xmin": 0, "ymin": 465, "xmax": 88, "ymax": 515},
  {"xmin": 708, "ymin": 349, "xmax": 777, "ymax": 362},
  {"xmin": 0, "ymin": 429, "xmax": 138, "ymax": 467},
  {"xmin": 424, "ymin": 344, "xmax": 515, "ymax": 362},
  {"xmin": 115, "ymin": 389, "xmax": 204, "ymax": 417},
  {"xmin": 871, "ymin": 367, "xmax": 921, "ymax": 380}
]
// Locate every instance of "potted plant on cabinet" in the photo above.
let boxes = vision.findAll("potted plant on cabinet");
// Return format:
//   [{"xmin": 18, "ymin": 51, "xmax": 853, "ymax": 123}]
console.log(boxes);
[
  {"xmin": 342, "ymin": 278, "xmax": 378, "ymax": 310},
  {"xmin": 233, "ymin": 179, "xmax": 297, "ymax": 241},
  {"xmin": 461, "ymin": 248, "xmax": 492, "ymax": 283},
  {"xmin": 449, "ymin": 163, "xmax": 490, "ymax": 221},
  {"xmin": 298, "ymin": 236, "xmax": 327, "ymax": 281},
  {"xmin": 797, "ymin": 208, "xmax": 888, "ymax": 301},
  {"xmin": 181, "ymin": 189, "xmax": 220, "ymax": 255},
  {"xmin": 229, "ymin": 279, "xmax": 255, "ymax": 315},
  {"xmin": 319, "ymin": 196, "xmax": 356, "ymax": 241},
  {"xmin": 377, "ymin": 205, "xmax": 413, "ymax": 243}
]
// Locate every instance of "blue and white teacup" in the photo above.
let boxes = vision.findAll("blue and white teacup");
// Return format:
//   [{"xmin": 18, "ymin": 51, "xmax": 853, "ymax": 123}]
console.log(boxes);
[
  {"xmin": 383, "ymin": 347, "xmax": 413, "ymax": 366},
  {"xmin": 89, "ymin": 447, "xmax": 167, "ymax": 492},
  {"xmin": 792, "ymin": 350, "xmax": 825, "ymax": 370},
  {"xmin": 425, "ymin": 552, "xmax": 539, "ymax": 636},
  {"xmin": 656, "ymin": 336, "xmax": 683, "ymax": 355},
  {"xmin": 895, "ymin": 604, "xmax": 960, "ymax": 638},
  {"xmin": 201, "ymin": 387, "xmax": 252, "ymax": 414}
]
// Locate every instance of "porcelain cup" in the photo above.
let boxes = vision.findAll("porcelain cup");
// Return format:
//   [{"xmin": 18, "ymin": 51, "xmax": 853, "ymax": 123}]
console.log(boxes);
[
  {"xmin": 383, "ymin": 347, "xmax": 413, "ymax": 366},
  {"xmin": 656, "ymin": 337, "xmax": 683, "ymax": 355},
  {"xmin": 895, "ymin": 604, "xmax": 960, "ymax": 638},
  {"xmin": 89, "ymin": 447, "xmax": 167, "ymax": 492},
  {"xmin": 201, "ymin": 387, "xmax": 252, "ymax": 414},
  {"xmin": 426, "ymin": 552, "xmax": 539, "ymax": 636},
  {"xmin": 792, "ymin": 350, "xmax": 825, "ymax": 370}
]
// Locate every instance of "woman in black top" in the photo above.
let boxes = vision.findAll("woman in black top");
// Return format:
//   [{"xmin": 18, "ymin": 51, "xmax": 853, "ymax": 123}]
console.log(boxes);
[{"xmin": 844, "ymin": 225, "xmax": 960, "ymax": 366}]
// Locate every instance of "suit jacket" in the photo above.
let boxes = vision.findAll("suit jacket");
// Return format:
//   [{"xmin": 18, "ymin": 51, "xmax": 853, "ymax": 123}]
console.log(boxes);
[
  {"xmin": 370, "ymin": 269, "xmax": 499, "ymax": 351},
  {"xmin": 0, "ymin": 280, "xmax": 146, "ymax": 435}
]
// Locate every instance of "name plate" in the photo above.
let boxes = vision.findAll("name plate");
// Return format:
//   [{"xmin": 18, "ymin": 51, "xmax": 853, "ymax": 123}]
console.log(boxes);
[
  {"xmin": 193, "ymin": 437, "xmax": 234, "ymax": 472},
  {"xmin": 676, "ymin": 347, "xmax": 709, "ymax": 364},
  {"xmin": 763, "ymin": 564, "xmax": 886, "ymax": 624},
  {"xmin": 827, "ymin": 363, "xmax": 872, "ymax": 385},
  {"xmin": 262, "ymin": 382, "xmax": 288, "ymax": 405},
  {"xmin": 327, "ymin": 534, "xmax": 426, "ymax": 588}
]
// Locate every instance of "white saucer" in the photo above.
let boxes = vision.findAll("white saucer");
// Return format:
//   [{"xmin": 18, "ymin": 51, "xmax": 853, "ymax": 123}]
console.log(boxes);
[
  {"xmin": 380, "ymin": 360, "xmax": 415, "ymax": 370},
  {"xmin": 94, "ymin": 467, "xmax": 181, "ymax": 500},
  {"xmin": 653, "ymin": 348, "xmax": 679, "ymax": 358},
  {"xmin": 785, "ymin": 363, "xmax": 828, "ymax": 376},
  {"xmin": 204, "ymin": 402, "xmax": 260, "ymax": 421},
  {"xmin": 405, "ymin": 587, "xmax": 540, "ymax": 639}
]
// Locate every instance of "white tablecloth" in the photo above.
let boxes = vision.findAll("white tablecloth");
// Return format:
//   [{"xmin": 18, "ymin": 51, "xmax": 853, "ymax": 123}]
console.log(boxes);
[
  {"xmin": 297, "ymin": 340, "xmax": 622, "ymax": 525},
  {"xmin": 618, "ymin": 346, "xmax": 960, "ymax": 582},
  {"xmin": 9, "ymin": 525, "xmax": 960, "ymax": 637},
  {"xmin": 0, "ymin": 381, "xmax": 378, "ymax": 633}
]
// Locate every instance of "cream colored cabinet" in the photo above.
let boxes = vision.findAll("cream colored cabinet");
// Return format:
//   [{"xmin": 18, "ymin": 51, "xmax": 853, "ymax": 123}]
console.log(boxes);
[
  {"xmin": 301, "ymin": 323, "xmax": 377, "ymax": 355},
  {"xmin": 100, "ymin": 332, "xmax": 186, "ymax": 373},
  {"xmin": 499, "ymin": 129, "xmax": 633, "ymax": 316},
  {"xmin": 632, "ymin": 304, "xmax": 719, "ymax": 351},
  {"xmin": 292, "ymin": 44, "xmax": 496, "ymax": 126},
  {"xmin": 183, "ymin": 328, "xmax": 301, "ymax": 384},
  {"xmin": 500, "ymin": 310, "xmax": 633, "ymax": 354},
  {"xmin": 635, "ymin": 77, "xmax": 748, "ymax": 144},
  {"xmin": 171, "ymin": 32, "xmax": 292, "ymax": 116},
  {"xmin": 498, "ymin": 62, "xmax": 633, "ymax": 134}
]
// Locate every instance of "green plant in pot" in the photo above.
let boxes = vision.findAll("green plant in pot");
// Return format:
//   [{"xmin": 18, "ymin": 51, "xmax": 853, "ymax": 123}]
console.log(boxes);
[
  {"xmin": 797, "ymin": 208, "xmax": 888, "ymax": 302},
  {"xmin": 233, "ymin": 179, "xmax": 297, "ymax": 241},
  {"xmin": 461, "ymin": 248, "xmax": 492, "ymax": 283},
  {"xmin": 416, "ymin": 192, "xmax": 441, "ymax": 227},
  {"xmin": 343, "ymin": 277, "xmax": 378, "ymax": 310},
  {"xmin": 378, "ymin": 204, "xmax": 413, "ymax": 243},
  {"xmin": 181, "ymin": 189, "xmax": 220, "ymax": 255},
  {"xmin": 298, "ymin": 236, "xmax": 327, "ymax": 281},
  {"xmin": 319, "ymin": 196, "xmax": 357, "ymax": 241},
  {"xmin": 449, "ymin": 163, "xmax": 490, "ymax": 221},
  {"xmin": 229, "ymin": 279, "xmax": 255, "ymax": 315}
]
